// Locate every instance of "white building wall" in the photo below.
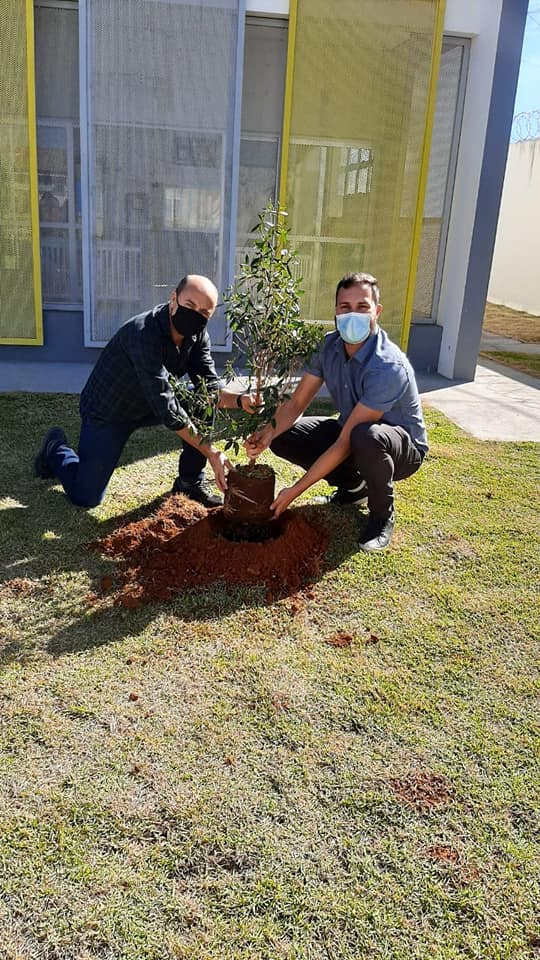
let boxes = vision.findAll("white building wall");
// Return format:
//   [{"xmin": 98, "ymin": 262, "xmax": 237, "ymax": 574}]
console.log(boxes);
[{"xmin": 487, "ymin": 138, "xmax": 540, "ymax": 317}]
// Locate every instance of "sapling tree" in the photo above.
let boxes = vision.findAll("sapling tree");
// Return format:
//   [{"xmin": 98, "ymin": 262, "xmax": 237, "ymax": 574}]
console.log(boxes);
[
  {"xmin": 224, "ymin": 203, "xmax": 321, "ymax": 432},
  {"xmin": 172, "ymin": 202, "xmax": 321, "ymax": 458}
]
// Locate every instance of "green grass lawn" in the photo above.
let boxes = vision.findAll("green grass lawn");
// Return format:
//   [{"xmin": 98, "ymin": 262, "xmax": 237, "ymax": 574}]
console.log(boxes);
[
  {"xmin": 479, "ymin": 351, "xmax": 540, "ymax": 380},
  {"xmin": 1, "ymin": 393, "xmax": 539, "ymax": 960}
]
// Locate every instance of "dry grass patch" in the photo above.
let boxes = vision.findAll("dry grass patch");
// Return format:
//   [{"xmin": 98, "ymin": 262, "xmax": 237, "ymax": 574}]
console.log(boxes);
[{"xmin": 484, "ymin": 301, "xmax": 540, "ymax": 342}]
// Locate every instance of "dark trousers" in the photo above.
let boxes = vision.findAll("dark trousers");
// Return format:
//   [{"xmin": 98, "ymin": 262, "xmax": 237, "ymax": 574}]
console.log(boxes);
[
  {"xmin": 47, "ymin": 416, "xmax": 206, "ymax": 508},
  {"xmin": 270, "ymin": 416, "xmax": 423, "ymax": 519}
]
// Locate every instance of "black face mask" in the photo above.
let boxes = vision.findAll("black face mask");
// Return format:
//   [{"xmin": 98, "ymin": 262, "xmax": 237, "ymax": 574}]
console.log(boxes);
[{"xmin": 171, "ymin": 304, "xmax": 208, "ymax": 338}]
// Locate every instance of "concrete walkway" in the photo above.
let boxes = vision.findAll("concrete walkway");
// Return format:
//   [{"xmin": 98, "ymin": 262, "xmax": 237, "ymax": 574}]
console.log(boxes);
[
  {"xmin": 418, "ymin": 359, "xmax": 540, "ymax": 442},
  {"xmin": 480, "ymin": 330, "xmax": 540, "ymax": 355}
]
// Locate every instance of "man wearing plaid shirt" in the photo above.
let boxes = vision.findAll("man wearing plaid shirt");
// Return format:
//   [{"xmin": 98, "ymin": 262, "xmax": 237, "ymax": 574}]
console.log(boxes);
[{"xmin": 34, "ymin": 275, "xmax": 253, "ymax": 509}]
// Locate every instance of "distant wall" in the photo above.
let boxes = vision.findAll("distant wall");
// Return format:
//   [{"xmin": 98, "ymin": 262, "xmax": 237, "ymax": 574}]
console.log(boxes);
[{"xmin": 488, "ymin": 138, "xmax": 540, "ymax": 317}]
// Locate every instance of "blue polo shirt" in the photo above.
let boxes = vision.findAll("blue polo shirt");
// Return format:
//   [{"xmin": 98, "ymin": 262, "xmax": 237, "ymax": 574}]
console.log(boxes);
[{"xmin": 305, "ymin": 327, "xmax": 428, "ymax": 456}]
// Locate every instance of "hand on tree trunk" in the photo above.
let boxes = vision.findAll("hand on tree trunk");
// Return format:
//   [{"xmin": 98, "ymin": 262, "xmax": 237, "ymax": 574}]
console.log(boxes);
[
  {"xmin": 207, "ymin": 449, "xmax": 232, "ymax": 492},
  {"xmin": 244, "ymin": 423, "xmax": 274, "ymax": 460}
]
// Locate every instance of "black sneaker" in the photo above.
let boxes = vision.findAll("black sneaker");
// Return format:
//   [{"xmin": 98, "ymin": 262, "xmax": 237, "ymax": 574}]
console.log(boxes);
[
  {"xmin": 33, "ymin": 427, "xmax": 67, "ymax": 479},
  {"xmin": 358, "ymin": 513, "xmax": 395, "ymax": 552},
  {"xmin": 313, "ymin": 481, "xmax": 368, "ymax": 506},
  {"xmin": 173, "ymin": 477, "xmax": 223, "ymax": 508}
]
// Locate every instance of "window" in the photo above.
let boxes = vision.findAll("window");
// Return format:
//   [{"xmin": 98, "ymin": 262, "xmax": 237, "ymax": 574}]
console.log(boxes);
[
  {"xmin": 37, "ymin": 122, "xmax": 82, "ymax": 303},
  {"xmin": 164, "ymin": 187, "xmax": 221, "ymax": 232},
  {"xmin": 82, "ymin": 0, "xmax": 242, "ymax": 346},
  {"xmin": 338, "ymin": 146, "xmax": 373, "ymax": 197},
  {"xmin": 281, "ymin": 0, "xmax": 445, "ymax": 337},
  {"xmin": 413, "ymin": 38, "xmax": 470, "ymax": 322},
  {"xmin": 236, "ymin": 18, "xmax": 287, "ymax": 268},
  {"xmin": 35, "ymin": 1, "xmax": 82, "ymax": 307}
]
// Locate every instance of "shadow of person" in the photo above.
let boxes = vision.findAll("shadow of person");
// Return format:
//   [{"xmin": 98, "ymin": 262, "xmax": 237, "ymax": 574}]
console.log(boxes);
[
  {"xmin": 43, "ymin": 580, "xmax": 265, "ymax": 659},
  {"xmin": 1, "ymin": 393, "xmax": 180, "ymax": 509},
  {"xmin": 1, "ymin": 395, "xmax": 362, "ymax": 666},
  {"xmin": 1, "ymin": 392, "xmax": 184, "ymax": 579}
]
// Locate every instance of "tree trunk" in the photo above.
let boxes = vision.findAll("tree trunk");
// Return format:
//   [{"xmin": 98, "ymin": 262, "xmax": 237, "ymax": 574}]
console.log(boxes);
[{"xmin": 223, "ymin": 463, "xmax": 276, "ymax": 541}]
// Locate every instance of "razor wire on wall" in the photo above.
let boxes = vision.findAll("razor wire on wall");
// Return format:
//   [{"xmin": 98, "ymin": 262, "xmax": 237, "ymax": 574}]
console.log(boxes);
[{"xmin": 511, "ymin": 110, "xmax": 540, "ymax": 141}]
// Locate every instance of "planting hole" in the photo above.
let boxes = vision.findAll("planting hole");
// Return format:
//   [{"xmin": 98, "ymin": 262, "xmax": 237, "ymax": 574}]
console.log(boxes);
[{"xmin": 212, "ymin": 513, "xmax": 285, "ymax": 544}]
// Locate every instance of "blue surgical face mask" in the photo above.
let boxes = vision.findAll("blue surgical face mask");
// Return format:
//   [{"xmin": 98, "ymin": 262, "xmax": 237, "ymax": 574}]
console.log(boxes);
[{"xmin": 335, "ymin": 311, "xmax": 372, "ymax": 345}]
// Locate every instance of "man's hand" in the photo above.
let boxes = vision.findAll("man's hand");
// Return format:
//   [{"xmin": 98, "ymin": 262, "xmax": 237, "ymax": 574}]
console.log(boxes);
[
  {"xmin": 239, "ymin": 393, "xmax": 262, "ymax": 415},
  {"xmin": 207, "ymin": 449, "xmax": 232, "ymax": 493},
  {"xmin": 217, "ymin": 390, "xmax": 261, "ymax": 413},
  {"xmin": 271, "ymin": 485, "xmax": 298, "ymax": 519},
  {"xmin": 244, "ymin": 423, "xmax": 274, "ymax": 460}
]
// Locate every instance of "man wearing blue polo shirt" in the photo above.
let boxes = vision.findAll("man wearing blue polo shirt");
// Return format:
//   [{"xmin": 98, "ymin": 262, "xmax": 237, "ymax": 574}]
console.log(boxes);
[{"xmin": 245, "ymin": 272, "xmax": 428, "ymax": 552}]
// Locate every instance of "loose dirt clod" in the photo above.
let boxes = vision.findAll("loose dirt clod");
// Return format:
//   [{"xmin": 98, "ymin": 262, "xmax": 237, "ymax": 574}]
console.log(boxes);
[
  {"xmin": 388, "ymin": 771, "xmax": 455, "ymax": 810},
  {"xmin": 92, "ymin": 494, "xmax": 328, "ymax": 607},
  {"xmin": 424, "ymin": 844, "xmax": 460, "ymax": 863},
  {"xmin": 326, "ymin": 632, "xmax": 354, "ymax": 648}
]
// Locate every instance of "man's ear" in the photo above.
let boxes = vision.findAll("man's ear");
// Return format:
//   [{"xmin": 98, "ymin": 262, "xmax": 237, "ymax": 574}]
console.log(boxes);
[
  {"xmin": 375, "ymin": 303, "xmax": 383, "ymax": 319},
  {"xmin": 169, "ymin": 290, "xmax": 178, "ymax": 315}
]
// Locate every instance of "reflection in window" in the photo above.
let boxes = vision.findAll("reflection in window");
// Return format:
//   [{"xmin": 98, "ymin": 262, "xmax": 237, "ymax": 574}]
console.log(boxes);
[
  {"xmin": 174, "ymin": 133, "xmax": 221, "ymax": 168},
  {"xmin": 35, "ymin": 2, "xmax": 81, "ymax": 306},
  {"xmin": 338, "ymin": 146, "xmax": 373, "ymax": 197},
  {"xmin": 38, "ymin": 126, "xmax": 68, "ymax": 222},
  {"xmin": 89, "ymin": 124, "xmax": 224, "ymax": 340},
  {"xmin": 37, "ymin": 122, "xmax": 82, "ymax": 304},
  {"xmin": 235, "ymin": 136, "xmax": 279, "ymax": 272},
  {"xmin": 164, "ymin": 187, "xmax": 221, "ymax": 231}
]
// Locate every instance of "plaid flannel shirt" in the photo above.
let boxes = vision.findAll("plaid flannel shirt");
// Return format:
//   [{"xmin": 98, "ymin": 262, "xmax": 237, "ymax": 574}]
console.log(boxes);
[{"xmin": 80, "ymin": 303, "xmax": 220, "ymax": 430}]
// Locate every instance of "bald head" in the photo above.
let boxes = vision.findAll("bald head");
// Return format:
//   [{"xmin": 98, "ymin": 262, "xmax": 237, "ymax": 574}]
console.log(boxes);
[{"xmin": 176, "ymin": 275, "xmax": 218, "ymax": 320}]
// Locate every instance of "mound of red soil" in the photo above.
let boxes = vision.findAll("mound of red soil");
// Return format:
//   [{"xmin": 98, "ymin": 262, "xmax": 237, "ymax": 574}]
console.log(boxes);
[{"xmin": 93, "ymin": 494, "xmax": 328, "ymax": 607}]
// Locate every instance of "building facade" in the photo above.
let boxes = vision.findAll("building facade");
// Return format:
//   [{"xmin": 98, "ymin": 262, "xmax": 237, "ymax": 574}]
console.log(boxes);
[{"xmin": 0, "ymin": 0, "xmax": 527, "ymax": 390}]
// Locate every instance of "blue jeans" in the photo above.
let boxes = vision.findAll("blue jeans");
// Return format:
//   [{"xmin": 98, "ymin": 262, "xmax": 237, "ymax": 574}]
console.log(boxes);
[{"xmin": 47, "ymin": 416, "xmax": 206, "ymax": 508}]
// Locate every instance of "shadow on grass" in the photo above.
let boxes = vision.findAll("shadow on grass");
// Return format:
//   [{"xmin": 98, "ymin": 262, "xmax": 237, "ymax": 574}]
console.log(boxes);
[
  {"xmin": 1, "ymin": 393, "xmax": 340, "ymax": 578},
  {"xmin": 1, "ymin": 393, "xmax": 180, "ymax": 505},
  {"xmin": 0, "ymin": 392, "xmax": 182, "ymax": 583},
  {"xmin": 2, "ymin": 394, "xmax": 338, "ymax": 505},
  {"xmin": 0, "ymin": 392, "xmax": 362, "ymax": 664}
]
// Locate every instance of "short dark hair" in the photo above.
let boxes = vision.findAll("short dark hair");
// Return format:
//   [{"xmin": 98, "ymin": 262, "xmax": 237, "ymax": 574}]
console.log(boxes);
[
  {"xmin": 176, "ymin": 277, "xmax": 188, "ymax": 296},
  {"xmin": 335, "ymin": 272, "xmax": 380, "ymax": 306}
]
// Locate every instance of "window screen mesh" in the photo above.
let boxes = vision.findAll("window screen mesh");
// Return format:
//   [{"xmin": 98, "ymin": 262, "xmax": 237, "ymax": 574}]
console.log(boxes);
[
  {"xmin": 84, "ymin": 0, "xmax": 242, "ymax": 345},
  {"xmin": 236, "ymin": 19, "xmax": 287, "ymax": 269},
  {"xmin": 35, "ymin": 4, "xmax": 81, "ymax": 305},
  {"xmin": 413, "ymin": 42, "xmax": 464, "ymax": 321},
  {"xmin": 0, "ymin": 0, "xmax": 42, "ymax": 342},
  {"xmin": 283, "ymin": 0, "xmax": 441, "ymax": 340}
]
